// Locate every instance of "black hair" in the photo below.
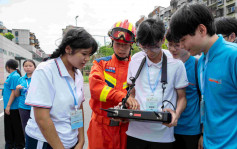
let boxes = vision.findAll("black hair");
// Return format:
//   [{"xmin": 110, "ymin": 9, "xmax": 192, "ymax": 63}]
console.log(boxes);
[
  {"xmin": 165, "ymin": 29, "xmax": 178, "ymax": 43},
  {"xmin": 169, "ymin": 4, "xmax": 216, "ymax": 41},
  {"xmin": 215, "ymin": 17, "xmax": 237, "ymax": 36},
  {"xmin": 5, "ymin": 59, "xmax": 21, "ymax": 76},
  {"xmin": 50, "ymin": 28, "xmax": 98, "ymax": 59},
  {"xmin": 23, "ymin": 59, "xmax": 36, "ymax": 68},
  {"xmin": 136, "ymin": 18, "xmax": 165, "ymax": 46}
]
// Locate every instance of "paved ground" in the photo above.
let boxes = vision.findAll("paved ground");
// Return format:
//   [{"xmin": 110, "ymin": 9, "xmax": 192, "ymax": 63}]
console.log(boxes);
[{"xmin": 0, "ymin": 83, "xmax": 92, "ymax": 149}]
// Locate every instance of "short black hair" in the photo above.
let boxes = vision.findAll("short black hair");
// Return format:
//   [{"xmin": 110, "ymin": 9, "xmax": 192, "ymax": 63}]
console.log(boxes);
[
  {"xmin": 215, "ymin": 17, "xmax": 237, "ymax": 36},
  {"xmin": 165, "ymin": 29, "xmax": 178, "ymax": 43},
  {"xmin": 169, "ymin": 4, "xmax": 216, "ymax": 41},
  {"xmin": 136, "ymin": 18, "xmax": 165, "ymax": 46},
  {"xmin": 5, "ymin": 59, "xmax": 21, "ymax": 76}
]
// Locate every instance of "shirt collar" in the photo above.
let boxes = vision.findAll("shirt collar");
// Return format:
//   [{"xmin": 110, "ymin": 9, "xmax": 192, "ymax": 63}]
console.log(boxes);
[
  {"xmin": 146, "ymin": 51, "xmax": 163, "ymax": 68},
  {"xmin": 55, "ymin": 57, "xmax": 71, "ymax": 77},
  {"xmin": 22, "ymin": 74, "xmax": 28, "ymax": 79},
  {"xmin": 8, "ymin": 70, "xmax": 17, "ymax": 78},
  {"xmin": 207, "ymin": 34, "xmax": 224, "ymax": 62}
]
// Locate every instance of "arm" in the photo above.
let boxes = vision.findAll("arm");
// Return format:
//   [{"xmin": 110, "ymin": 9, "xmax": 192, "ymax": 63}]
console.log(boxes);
[
  {"xmin": 5, "ymin": 90, "xmax": 16, "ymax": 115},
  {"xmin": 34, "ymin": 107, "xmax": 64, "ymax": 149},
  {"xmin": 163, "ymin": 88, "xmax": 186, "ymax": 127},
  {"xmin": 15, "ymin": 85, "xmax": 23, "ymax": 97},
  {"xmin": 89, "ymin": 61, "xmax": 126, "ymax": 105},
  {"xmin": 75, "ymin": 104, "xmax": 85, "ymax": 149},
  {"xmin": 198, "ymin": 124, "xmax": 204, "ymax": 149},
  {"xmin": 125, "ymin": 86, "xmax": 140, "ymax": 110}
]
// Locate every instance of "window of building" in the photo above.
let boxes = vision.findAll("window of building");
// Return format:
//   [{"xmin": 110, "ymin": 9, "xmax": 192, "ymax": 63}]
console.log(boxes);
[
  {"xmin": 227, "ymin": 4, "xmax": 235, "ymax": 14},
  {"xmin": 8, "ymin": 51, "xmax": 15, "ymax": 56},
  {"xmin": 15, "ymin": 31, "xmax": 18, "ymax": 36},
  {"xmin": 15, "ymin": 37, "xmax": 19, "ymax": 44},
  {"xmin": 217, "ymin": 0, "xmax": 224, "ymax": 6},
  {"xmin": 0, "ymin": 48, "xmax": 7, "ymax": 55}
]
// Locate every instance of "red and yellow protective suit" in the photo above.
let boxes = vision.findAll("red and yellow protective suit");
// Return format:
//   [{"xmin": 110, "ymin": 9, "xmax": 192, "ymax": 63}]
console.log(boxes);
[{"xmin": 87, "ymin": 54, "xmax": 130, "ymax": 149}]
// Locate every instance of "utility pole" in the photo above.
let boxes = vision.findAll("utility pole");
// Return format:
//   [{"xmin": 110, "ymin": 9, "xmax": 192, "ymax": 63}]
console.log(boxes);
[
  {"xmin": 75, "ymin": 16, "xmax": 79, "ymax": 27},
  {"xmin": 92, "ymin": 35, "xmax": 108, "ymax": 46}
]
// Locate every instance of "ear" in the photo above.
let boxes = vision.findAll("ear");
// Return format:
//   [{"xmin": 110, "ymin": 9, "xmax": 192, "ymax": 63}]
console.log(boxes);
[
  {"xmin": 229, "ymin": 32, "xmax": 236, "ymax": 42},
  {"xmin": 65, "ymin": 45, "xmax": 72, "ymax": 54},
  {"xmin": 197, "ymin": 24, "xmax": 207, "ymax": 37}
]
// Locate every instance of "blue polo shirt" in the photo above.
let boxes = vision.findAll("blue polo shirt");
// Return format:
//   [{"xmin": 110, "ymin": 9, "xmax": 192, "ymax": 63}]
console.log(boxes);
[
  {"xmin": 3, "ymin": 70, "xmax": 20, "ymax": 109},
  {"xmin": 198, "ymin": 35, "xmax": 237, "ymax": 149},
  {"xmin": 17, "ymin": 74, "xmax": 31, "ymax": 110},
  {"xmin": 175, "ymin": 56, "xmax": 201, "ymax": 135}
]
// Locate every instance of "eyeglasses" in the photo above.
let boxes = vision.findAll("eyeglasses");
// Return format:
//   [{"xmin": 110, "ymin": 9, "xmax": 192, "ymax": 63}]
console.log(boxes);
[
  {"xmin": 109, "ymin": 27, "xmax": 135, "ymax": 43},
  {"xmin": 167, "ymin": 43, "xmax": 181, "ymax": 50},
  {"xmin": 140, "ymin": 43, "xmax": 162, "ymax": 53}
]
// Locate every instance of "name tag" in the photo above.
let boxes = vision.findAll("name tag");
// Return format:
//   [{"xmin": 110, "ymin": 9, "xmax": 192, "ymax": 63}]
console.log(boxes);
[
  {"xmin": 146, "ymin": 95, "xmax": 158, "ymax": 111},
  {"xmin": 70, "ymin": 109, "xmax": 83, "ymax": 129}
]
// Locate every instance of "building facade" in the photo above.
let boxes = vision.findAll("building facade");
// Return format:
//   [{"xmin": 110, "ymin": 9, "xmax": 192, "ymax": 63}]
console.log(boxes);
[
  {"xmin": 136, "ymin": 0, "xmax": 237, "ymax": 29},
  {"xmin": 0, "ymin": 35, "xmax": 32, "ymax": 84}
]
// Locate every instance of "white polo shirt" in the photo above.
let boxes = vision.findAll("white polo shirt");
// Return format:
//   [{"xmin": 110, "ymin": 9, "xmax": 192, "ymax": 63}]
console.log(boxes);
[
  {"xmin": 126, "ymin": 51, "xmax": 188, "ymax": 143},
  {"xmin": 25, "ymin": 57, "xmax": 85, "ymax": 149}
]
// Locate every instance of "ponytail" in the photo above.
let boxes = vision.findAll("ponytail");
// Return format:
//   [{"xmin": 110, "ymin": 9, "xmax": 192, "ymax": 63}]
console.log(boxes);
[
  {"xmin": 50, "ymin": 48, "xmax": 65, "ymax": 59},
  {"xmin": 16, "ymin": 68, "xmax": 22, "ymax": 77}
]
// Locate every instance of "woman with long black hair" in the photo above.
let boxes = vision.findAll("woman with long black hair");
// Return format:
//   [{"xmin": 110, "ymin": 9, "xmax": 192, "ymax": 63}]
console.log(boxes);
[
  {"xmin": 3, "ymin": 59, "xmax": 25, "ymax": 149},
  {"xmin": 25, "ymin": 28, "xmax": 98, "ymax": 149}
]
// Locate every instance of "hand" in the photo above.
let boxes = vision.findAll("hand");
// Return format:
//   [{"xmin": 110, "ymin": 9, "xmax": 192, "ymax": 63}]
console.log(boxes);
[
  {"xmin": 74, "ymin": 138, "xmax": 85, "ymax": 149},
  {"xmin": 198, "ymin": 135, "xmax": 203, "ymax": 149},
  {"xmin": 162, "ymin": 108, "xmax": 179, "ymax": 127},
  {"xmin": 5, "ymin": 106, "xmax": 10, "ymax": 115},
  {"xmin": 126, "ymin": 96, "xmax": 140, "ymax": 110},
  {"xmin": 16, "ymin": 85, "xmax": 23, "ymax": 90}
]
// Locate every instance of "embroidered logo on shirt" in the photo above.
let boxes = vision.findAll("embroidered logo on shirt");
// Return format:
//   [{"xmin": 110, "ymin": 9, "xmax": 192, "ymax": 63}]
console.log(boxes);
[
  {"xmin": 188, "ymin": 82, "xmax": 195, "ymax": 86},
  {"xmin": 105, "ymin": 66, "xmax": 116, "ymax": 73},
  {"xmin": 209, "ymin": 78, "xmax": 222, "ymax": 84}
]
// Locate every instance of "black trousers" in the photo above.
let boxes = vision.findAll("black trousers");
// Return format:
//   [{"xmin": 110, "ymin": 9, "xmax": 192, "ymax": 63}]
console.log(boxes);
[
  {"xmin": 173, "ymin": 134, "xmax": 201, "ymax": 149},
  {"xmin": 127, "ymin": 135, "xmax": 173, "ymax": 149},
  {"xmin": 4, "ymin": 109, "xmax": 25, "ymax": 149}
]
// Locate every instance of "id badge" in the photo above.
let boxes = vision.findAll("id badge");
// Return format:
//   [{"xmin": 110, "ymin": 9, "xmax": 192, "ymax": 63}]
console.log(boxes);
[
  {"xmin": 200, "ymin": 99, "xmax": 205, "ymax": 123},
  {"xmin": 22, "ymin": 87, "xmax": 28, "ymax": 96},
  {"xmin": 146, "ymin": 95, "xmax": 158, "ymax": 111},
  {"xmin": 70, "ymin": 109, "xmax": 83, "ymax": 129}
]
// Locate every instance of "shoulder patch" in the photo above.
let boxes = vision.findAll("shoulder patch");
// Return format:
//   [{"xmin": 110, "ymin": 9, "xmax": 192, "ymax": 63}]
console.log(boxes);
[{"xmin": 96, "ymin": 56, "xmax": 112, "ymax": 63}]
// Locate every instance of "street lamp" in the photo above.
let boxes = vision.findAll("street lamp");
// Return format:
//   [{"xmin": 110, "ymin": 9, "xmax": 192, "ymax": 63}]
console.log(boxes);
[{"xmin": 75, "ymin": 16, "xmax": 79, "ymax": 27}]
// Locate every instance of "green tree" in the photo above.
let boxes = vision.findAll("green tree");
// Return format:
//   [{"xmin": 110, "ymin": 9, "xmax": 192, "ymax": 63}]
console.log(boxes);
[
  {"xmin": 162, "ymin": 39, "xmax": 168, "ymax": 50},
  {"xmin": 4, "ymin": 32, "xmax": 14, "ymax": 41},
  {"xmin": 98, "ymin": 45, "xmax": 114, "ymax": 57}
]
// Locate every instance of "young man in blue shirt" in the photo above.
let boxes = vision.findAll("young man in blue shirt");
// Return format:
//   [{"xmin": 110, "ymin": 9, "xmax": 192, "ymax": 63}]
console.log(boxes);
[
  {"xmin": 166, "ymin": 29, "xmax": 201, "ymax": 149},
  {"xmin": 170, "ymin": 3, "xmax": 237, "ymax": 149},
  {"xmin": 215, "ymin": 17, "xmax": 237, "ymax": 43}
]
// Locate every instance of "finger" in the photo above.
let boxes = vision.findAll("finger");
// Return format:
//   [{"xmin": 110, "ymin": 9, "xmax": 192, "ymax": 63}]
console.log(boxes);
[{"xmin": 133, "ymin": 99, "xmax": 137, "ymax": 110}]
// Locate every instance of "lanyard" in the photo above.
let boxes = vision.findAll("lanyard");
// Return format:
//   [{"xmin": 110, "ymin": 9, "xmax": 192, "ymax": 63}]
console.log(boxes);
[
  {"xmin": 200, "ymin": 52, "xmax": 209, "ymax": 100},
  {"xmin": 25, "ymin": 79, "xmax": 29, "ymax": 88},
  {"xmin": 145, "ymin": 61, "xmax": 162, "ymax": 94},
  {"xmin": 65, "ymin": 77, "xmax": 78, "ymax": 110}
]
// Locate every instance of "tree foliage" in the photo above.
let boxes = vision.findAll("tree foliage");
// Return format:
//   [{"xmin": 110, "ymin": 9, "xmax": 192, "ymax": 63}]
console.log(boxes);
[
  {"xmin": 98, "ymin": 43, "xmax": 141, "ymax": 58},
  {"xmin": 162, "ymin": 39, "xmax": 168, "ymax": 50},
  {"xmin": 4, "ymin": 32, "xmax": 14, "ymax": 41}
]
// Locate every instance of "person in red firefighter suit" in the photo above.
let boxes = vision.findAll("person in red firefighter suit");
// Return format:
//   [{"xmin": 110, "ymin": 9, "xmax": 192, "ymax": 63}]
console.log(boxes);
[{"xmin": 87, "ymin": 20, "xmax": 138, "ymax": 149}]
